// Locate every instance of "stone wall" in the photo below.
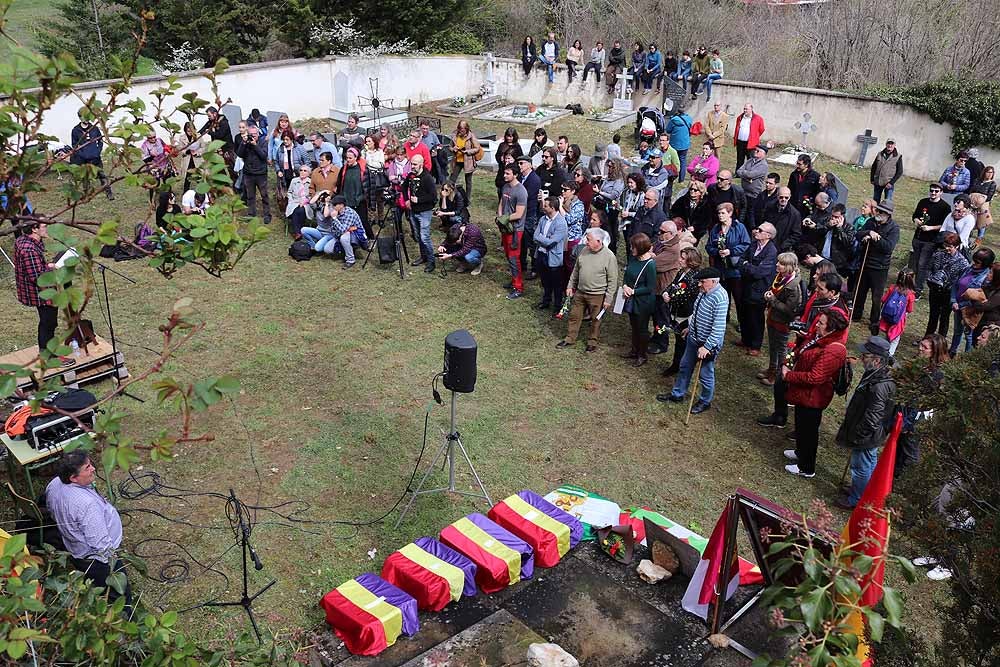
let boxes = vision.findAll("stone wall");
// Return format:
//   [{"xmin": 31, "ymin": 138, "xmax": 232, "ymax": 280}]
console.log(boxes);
[{"xmin": 19, "ymin": 55, "xmax": 997, "ymax": 181}]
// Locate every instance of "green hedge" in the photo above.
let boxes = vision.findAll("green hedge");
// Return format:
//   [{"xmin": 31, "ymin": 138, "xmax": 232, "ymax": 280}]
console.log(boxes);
[{"xmin": 865, "ymin": 79, "xmax": 1000, "ymax": 152}]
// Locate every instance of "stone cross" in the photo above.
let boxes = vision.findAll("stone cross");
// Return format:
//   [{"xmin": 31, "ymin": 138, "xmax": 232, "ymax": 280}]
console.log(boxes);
[
  {"xmin": 794, "ymin": 112, "xmax": 817, "ymax": 150},
  {"xmin": 855, "ymin": 128, "xmax": 878, "ymax": 166}
]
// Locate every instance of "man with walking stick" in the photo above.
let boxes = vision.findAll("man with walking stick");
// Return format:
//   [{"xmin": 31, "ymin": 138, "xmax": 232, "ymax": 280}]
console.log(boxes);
[
  {"xmin": 852, "ymin": 201, "xmax": 899, "ymax": 335},
  {"xmin": 657, "ymin": 267, "xmax": 729, "ymax": 416}
]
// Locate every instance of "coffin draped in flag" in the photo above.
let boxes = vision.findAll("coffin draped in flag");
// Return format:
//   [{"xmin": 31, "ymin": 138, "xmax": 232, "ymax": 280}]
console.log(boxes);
[
  {"xmin": 319, "ymin": 573, "xmax": 420, "ymax": 656},
  {"xmin": 487, "ymin": 490, "xmax": 583, "ymax": 567},
  {"xmin": 681, "ymin": 498, "xmax": 741, "ymax": 620},
  {"xmin": 380, "ymin": 537, "xmax": 478, "ymax": 611},
  {"xmin": 543, "ymin": 484, "xmax": 621, "ymax": 541},
  {"xmin": 439, "ymin": 513, "xmax": 534, "ymax": 594}
]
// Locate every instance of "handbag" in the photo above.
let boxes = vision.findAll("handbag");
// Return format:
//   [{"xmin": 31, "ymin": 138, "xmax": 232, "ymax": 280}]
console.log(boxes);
[{"xmin": 617, "ymin": 259, "xmax": 654, "ymax": 315}]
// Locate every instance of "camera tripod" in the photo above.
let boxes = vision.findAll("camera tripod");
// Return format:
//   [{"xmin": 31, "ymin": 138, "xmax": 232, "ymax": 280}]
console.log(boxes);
[{"xmin": 362, "ymin": 191, "xmax": 410, "ymax": 279}]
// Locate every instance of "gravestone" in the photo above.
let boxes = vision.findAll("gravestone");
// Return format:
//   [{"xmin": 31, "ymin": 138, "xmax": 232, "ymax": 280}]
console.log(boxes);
[
  {"xmin": 855, "ymin": 129, "xmax": 878, "ymax": 166},
  {"xmin": 220, "ymin": 104, "xmax": 242, "ymax": 140},
  {"xmin": 831, "ymin": 173, "xmax": 850, "ymax": 206},
  {"xmin": 266, "ymin": 111, "xmax": 287, "ymax": 135},
  {"xmin": 794, "ymin": 113, "xmax": 817, "ymax": 150},
  {"xmin": 333, "ymin": 72, "xmax": 350, "ymax": 115}
]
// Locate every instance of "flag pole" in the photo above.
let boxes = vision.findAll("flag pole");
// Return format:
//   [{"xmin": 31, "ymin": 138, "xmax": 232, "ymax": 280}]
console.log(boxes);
[{"xmin": 710, "ymin": 495, "xmax": 740, "ymax": 634}]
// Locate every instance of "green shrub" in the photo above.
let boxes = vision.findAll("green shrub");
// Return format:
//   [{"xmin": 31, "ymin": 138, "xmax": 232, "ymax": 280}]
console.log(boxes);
[
  {"xmin": 424, "ymin": 27, "xmax": 484, "ymax": 55},
  {"xmin": 865, "ymin": 79, "xmax": 1000, "ymax": 152}
]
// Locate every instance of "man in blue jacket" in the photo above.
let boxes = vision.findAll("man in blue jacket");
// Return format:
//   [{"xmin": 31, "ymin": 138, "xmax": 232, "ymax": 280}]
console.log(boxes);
[
  {"xmin": 666, "ymin": 111, "xmax": 693, "ymax": 183},
  {"xmin": 70, "ymin": 108, "xmax": 113, "ymax": 200}
]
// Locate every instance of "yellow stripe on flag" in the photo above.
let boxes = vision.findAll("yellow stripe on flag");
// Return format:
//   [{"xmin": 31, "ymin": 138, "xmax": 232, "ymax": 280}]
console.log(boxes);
[
  {"xmin": 504, "ymin": 494, "xmax": 571, "ymax": 557},
  {"xmin": 453, "ymin": 517, "xmax": 521, "ymax": 585},
  {"xmin": 398, "ymin": 543, "xmax": 465, "ymax": 603},
  {"xmin": 336, "ymin": 579, "xmax": 403, "ymax": 645}
]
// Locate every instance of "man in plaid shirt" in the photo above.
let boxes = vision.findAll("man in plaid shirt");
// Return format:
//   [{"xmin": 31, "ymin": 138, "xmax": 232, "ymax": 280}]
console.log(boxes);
[{"xmin": 14, "ymin": 221, "xmax": 57, "ymax": 352}]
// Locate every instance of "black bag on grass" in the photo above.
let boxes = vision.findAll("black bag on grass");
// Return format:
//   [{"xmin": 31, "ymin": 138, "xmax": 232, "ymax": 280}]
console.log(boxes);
[{"xmin": 289, "ymin": 239, "xmax": 312, "ymax": 261}]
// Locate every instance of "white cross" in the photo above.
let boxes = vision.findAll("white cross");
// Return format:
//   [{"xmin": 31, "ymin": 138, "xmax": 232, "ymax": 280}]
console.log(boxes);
[{"xmin": 794, "ymin": 113, "xmax": 818, "ymax": 150}]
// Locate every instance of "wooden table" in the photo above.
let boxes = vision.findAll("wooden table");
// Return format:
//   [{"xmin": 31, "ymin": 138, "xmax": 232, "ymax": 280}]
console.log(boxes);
[{"xmin": 0, "ymin": 336, "xmax": 128, "ymax": 395}]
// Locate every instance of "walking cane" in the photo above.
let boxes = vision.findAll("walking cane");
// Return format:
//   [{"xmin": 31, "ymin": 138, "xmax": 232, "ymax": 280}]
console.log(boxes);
[
  {"xmin": 849, "ymin": 239, "xmax": 873, "ymax": 322},
  {"xmin": 839, "ymin": 456, "xmax": 851, "ymax": 489},
  {"xmin": 685, "ymin": 357, "xmax": 704, "ymax": 426}
]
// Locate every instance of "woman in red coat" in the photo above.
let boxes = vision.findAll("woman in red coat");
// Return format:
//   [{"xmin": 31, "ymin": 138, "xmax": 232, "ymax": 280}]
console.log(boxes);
[{"xmin": 781, "ymin": 308, "xmax": 849, "ymax": 479}]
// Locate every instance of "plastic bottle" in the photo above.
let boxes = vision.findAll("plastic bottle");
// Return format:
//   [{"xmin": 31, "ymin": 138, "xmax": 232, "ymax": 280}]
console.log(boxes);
[{"xmin": 70, "ymin": 340, "xmax": 81, "ymax": 358}]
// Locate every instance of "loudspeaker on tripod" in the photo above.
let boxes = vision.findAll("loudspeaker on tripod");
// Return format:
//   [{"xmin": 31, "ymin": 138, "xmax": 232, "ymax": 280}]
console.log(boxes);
[{"xmin": 443, "ymin": 330, "xmax": 477, "ymax": 393}]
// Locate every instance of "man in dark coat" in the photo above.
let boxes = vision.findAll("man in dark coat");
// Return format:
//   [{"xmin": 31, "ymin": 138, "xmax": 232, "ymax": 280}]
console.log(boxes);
[
  {"xmin": 853, "ymin": 200, "xmax": 900, "ymax": 334},
  {"xmin": 787, "ymin": 154, "xmax": 820, "ymax": 217},
  {"xmin": 70, "ymin": 108, "xmax": 113, "ymax": 199},
  {"xmin": 762, "ymin": 186, "xmax": 802, "ymax": 253},
  {"xmin": 835, "ymin": 336, "xmax": 896, "ymax": 509}
]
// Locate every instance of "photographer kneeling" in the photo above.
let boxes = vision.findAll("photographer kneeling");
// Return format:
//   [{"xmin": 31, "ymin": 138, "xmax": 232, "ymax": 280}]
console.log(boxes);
[
  {"xmin": 301, "ymin": 194, "xmax": 366, "ymax": 269},
  {"xmin": 437, "ymin": 222, "xmax": 486, "ymax": 275}
]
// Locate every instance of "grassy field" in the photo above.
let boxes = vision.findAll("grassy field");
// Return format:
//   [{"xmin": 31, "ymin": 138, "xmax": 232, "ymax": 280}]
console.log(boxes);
[{"xmin": 0, "ymin": 106, "xmax": 958, "ymax": 652}]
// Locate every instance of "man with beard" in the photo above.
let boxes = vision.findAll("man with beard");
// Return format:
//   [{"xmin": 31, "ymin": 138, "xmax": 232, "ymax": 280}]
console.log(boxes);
[
  {"xmin": 910, "ymin": 183, "xmax": 952, "ymax": 297},
  {"xmin": 833, "ymin": 337, "xmax": 896, "ymax": 508},
  {"xmin": 869, "ymin": 138, "xmax": 902, "ymax": 203},
  {"xmin": 200, "ymin": 106, "xmax": 236, "ymax": 182},
  {"xmin": 787, "ymin": 154, "xmax": 821, "ymax": 217},
  {"xmin": 70, "ymin": 108, "xmax": 113, "ymax": 199},
  {"xmin": 854, "ymin": 200, "xmax": 900, "ymax": 334}
]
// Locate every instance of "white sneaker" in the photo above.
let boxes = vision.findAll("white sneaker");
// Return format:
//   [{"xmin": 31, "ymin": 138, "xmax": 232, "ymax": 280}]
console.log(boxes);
[
  {"xmin": 784, "ymin": 464, "xmax": 815, "ymax": 478},
  {"xmin": 470, "ymin": 261, "xmax": 483, "ymax": 276},
  {"xmin": 783, "ymin": 449, "xmax": 798, "ymax": 461},
  {"xmin": 927, "ymin": 565, "xmax": 952, "ymax": 581},
  {"xmin": 912, "ymin": 556, "xmax": 938, "ymax": 567}
]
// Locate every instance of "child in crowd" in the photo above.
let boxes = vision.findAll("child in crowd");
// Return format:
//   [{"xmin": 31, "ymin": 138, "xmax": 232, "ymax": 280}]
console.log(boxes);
[{"xmin": 879, "ymin": 269, "xmax": 916, "ymax": 355}]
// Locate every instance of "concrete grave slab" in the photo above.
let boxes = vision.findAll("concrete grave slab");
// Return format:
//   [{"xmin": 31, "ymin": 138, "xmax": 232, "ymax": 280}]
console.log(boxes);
[
  {"xmin": 474, "ymin": 104, "xmax": 572, "ymax": 128},
  {"xmin": 219, "ymin": 104, "xmax": 242, "ymax": 140}
]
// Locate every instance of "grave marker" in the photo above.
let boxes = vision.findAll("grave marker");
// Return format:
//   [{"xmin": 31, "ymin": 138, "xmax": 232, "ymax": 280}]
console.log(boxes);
[
  {"xmin": 794, "ymin": 112, "xmax": 817, "ymax": 150},
  {"xmin": 855, "ymin": 129, "xmax": 878, "ymax": 166}
]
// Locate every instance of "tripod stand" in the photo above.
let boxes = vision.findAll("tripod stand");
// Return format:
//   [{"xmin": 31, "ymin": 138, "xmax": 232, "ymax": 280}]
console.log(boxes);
[
  {"xmin": 96, "ymin": 262, "xmax": 143, "ymax": 403},
  {"xmin": 204, "ymin": 489, "xmax": 276, "ymax": 644},
  {"xmin": 362, "ymin": 191, "xmax": 410, "ymax": 279},
  {"xmin": 395, "ymin": 390, "xmax": 492, "ymax": 528}
]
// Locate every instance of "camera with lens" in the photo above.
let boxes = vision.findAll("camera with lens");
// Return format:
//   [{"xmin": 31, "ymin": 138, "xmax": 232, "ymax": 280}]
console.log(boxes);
[{"xmin": 789, "ymin": 319, "xmax": 809, "ymax": 334}]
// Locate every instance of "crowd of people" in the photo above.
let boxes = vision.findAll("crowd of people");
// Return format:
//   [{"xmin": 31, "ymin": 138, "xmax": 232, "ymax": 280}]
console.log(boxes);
[
  {"xmin": 521, "ymin": 34, "xmax": 725, "ymax": 100},
  {"xmin": 9, "ymin": 90, "xmax": 999, "ymax": 577}
]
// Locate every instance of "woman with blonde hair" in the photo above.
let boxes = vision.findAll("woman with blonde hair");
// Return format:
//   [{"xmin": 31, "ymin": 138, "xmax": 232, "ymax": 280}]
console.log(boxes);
[
  {"xmin": 760, "ymin": 251, "xmax": 803, "ymax": 385},
  {"xmin": 853, "ymin": 198, "xmax": 877, "ymax": 231},
  {"xmin": 450, "ymin": 119, "xmax": 482, "ymax": 198},
  {"xmin": 436, "ymin": 180, "xmax": 470, "ymax": 230}
]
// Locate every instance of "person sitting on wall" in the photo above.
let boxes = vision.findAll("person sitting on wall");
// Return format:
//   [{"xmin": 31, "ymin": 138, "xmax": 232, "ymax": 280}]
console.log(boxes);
[{"xmin": 437, "ymin": 221, "xmax": 487, "ymax": 274}]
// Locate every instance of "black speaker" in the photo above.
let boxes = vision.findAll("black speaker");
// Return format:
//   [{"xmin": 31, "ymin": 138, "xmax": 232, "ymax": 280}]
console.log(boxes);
[{"xmin": 443, "ymin": 330, "xmax": 477, "ymax": 393}]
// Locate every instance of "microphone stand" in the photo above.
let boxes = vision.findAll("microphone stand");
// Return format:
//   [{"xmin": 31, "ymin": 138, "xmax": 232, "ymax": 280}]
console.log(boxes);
[
  {"xmin": 204, "ymin": 489, "xmax": 275, "ymax": 644},
  {"xmin": 95, "ymin": 261, "xmax": 144, "ymax": 403}
]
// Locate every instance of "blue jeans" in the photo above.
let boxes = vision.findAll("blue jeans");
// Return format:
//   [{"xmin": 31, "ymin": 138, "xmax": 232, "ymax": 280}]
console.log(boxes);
[
  {"xmin": 461, "ymin": 249, "xmax": 482, "ymax": 267},
  {"xmin": 950, "ymin": 309, "xmax": 973, "ymax": 354},
  {"xmin": 410, "ymin": 209, "xmax": 434, "ymax": 263},
  {"xmin": 539, "ymin": 55, "xmax": 556, "ymax": 82},
  {"xmin": 873, "ymin": 184, "xmax": 894, "ymax": 203},
  {"xmin": 705, "ymin": 73, "xmax": 722, "ymax": 99},
  {"xmin": 670, "ymin": 337, "xmax": 716, "ymax": 405},
  {"xmin": 847, "ymin": 447, "xmax": 879, "ymax": 506},
  {"xmin": 301, "ymin": 227, "xmax": 334, "ymax": 252},
  {"xmin": 676, "ymin": 149, "xmax": 689, "ymax": 183}
]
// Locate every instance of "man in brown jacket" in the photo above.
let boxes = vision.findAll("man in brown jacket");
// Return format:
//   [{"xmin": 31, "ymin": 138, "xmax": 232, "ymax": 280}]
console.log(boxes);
[
  {"xmin": 558, "ymin": 228, "xmax": 619, "ymax": 352},
  {"xmin": 650, "ymin": 220, "xmax": 683, "ymax": 354}
]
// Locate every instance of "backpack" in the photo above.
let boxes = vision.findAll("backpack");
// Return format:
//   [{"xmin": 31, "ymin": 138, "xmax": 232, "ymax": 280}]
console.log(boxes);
[
  {"xmin": 47, "ymin": 388, "xmax": 97, "ymax": 412},
  {"xmin": 4, "ymin": 405, "xmax": 53, "ymax": 438},
  {"xmin": 289, "ymin": 239, "xmax": 312, "ymax": 261},
  {"xmin": 880, "ymin": 288, "xmax": 908, "ymax": 325},
  {"xmin": 832, "ymin": 344, "xmax": 853, "ymax": 396}
]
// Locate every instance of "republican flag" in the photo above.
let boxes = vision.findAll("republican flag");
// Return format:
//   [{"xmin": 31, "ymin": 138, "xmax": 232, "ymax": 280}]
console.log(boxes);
[
  {"xmin": 681, "ymin": 497, "xmax": 740, "ymax": 620},
  {"xmin": 841, "ymin": 411, "xmax": 902, "ymax": 666}
]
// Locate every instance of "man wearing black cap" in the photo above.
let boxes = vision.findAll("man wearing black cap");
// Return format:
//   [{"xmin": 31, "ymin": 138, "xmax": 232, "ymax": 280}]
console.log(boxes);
[
  {"xmin": 910, "ymin": 183, "xmax": 952, "ymax": 297},
  {"xmin": 517, "ymin": 155, "xmax": 541, "ymax": 279},
  {"xmin": 854, "ymin": 200, "xmax": 900, "ymax": 334},
  {"xmin": 870, "ymin": 139, "xmax": 902, "ymax": 203},
  {"xmin": 657, "ymin": 266, "xmax": 729, "ymax": 414},
  {"xmin": 834, "ymin": 336, "xmax": 896, "ymax": 509}
]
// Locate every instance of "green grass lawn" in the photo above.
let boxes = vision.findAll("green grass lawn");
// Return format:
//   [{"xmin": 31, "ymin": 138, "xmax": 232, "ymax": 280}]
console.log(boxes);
[{"xmin": 0, "ymin": 106, "xmax": 957, "ymax": 651}]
